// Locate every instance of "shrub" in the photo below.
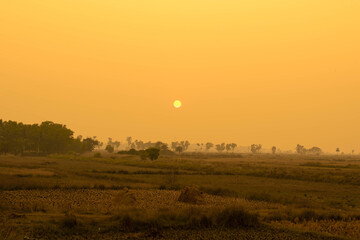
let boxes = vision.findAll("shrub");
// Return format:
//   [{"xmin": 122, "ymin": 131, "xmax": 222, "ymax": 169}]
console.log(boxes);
[
  {"xmin": 216, "ymin": 206, "xmax": 259, "ymax": 228},
  {"xmin": 93, "ymin": 152, "xmax": 101, "ymax": 158},
  {"xmin": 200, "ymin": 187, "xmax": 239, "ymax": 198},
  {"xmin": 61, "ymin": 213, "xmax": 77, "ymax": 228},
  {"xmin": 146, "ymin": 148, "xmax": 160, "ymax": 161}
]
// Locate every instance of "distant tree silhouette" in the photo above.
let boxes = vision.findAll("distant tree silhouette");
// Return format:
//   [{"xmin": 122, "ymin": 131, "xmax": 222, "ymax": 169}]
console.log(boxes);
[
  {"xmin": 296, "ymin": 144, "xmax": 306, "ymax": 154},
  {"xmin": 155, "ymin": 141, "xmax": 168, "ymax": 151},
  {"xmin": 336, "ymin": 148, "xmax": 340, "ymax": 154},
  {"xmin": 215, "ymin": 143, "xmax": 225, "ymax": 153},
  {"xmin": 206, "ymin": 142, "xmax": 214, "ymax": 151},
  {"xmin": 272, "ymin": 146, "xmax": 277, "ymax": 154},
  {"xmin": 175, "ymin": 146, "xmax": 183, "ymax": 154},
  {"xmin": 225, "ymin": 144, "xmax": 232, "ymax": 153},
  {"xmin": 82, "ymin": 137, "xmax": 100, "ymax": 152},
  {"xmin": 126, "ymin": 137, "xmax": 132, "ymax": 148},
  {"xmin": 114, "ymin": 141, "xmax": 120, "ymax": 150},
  {"xmin": 171, "ymin": 142, "xmax": 177, "ymax": 152},
  {"xmin": 307, "ymin": 147, "xmax": 322, "ymax": 155},
  {"xmin": 105, "ymin": 144, "xmax": 114, "ymax": 153},
  {"xmin": 250, "ymin": 144, "xmax": 262, "ymax": 154},
  {"xmin": 231, "ymin": 143, "xmax": 237, "ymax": 152}
]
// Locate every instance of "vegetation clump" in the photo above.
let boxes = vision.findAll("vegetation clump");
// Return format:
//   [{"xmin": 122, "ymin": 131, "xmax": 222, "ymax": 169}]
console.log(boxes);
[
  {"xmin": 178, "ymin": 186, "xmax": 205, "ymax": 204},
  {"xmin": 113, "ymin": 187, "xmax": 136, "ymax": 205},
  {"xmin": 61, "ymin": 213, "xmax": 77, "ymax": 228}
]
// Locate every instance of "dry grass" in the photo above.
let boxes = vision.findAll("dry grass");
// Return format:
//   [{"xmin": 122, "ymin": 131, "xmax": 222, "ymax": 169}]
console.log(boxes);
[{"xmin": 1, "ymin": 153, "xmax": 360, "ymax": 239}]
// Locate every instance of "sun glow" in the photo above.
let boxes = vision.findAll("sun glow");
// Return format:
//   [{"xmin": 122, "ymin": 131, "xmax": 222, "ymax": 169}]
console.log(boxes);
[{"xmin": 173, "ymin": 100, "xmax": 182, "ymax": 108}]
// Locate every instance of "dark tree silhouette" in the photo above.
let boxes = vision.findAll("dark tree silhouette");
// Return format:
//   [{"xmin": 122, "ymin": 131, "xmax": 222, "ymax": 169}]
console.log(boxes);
[
  {"xmin": 105, "ymin": 144, "xmax": 114, "ymax": 153},
  {"xmin": 0, "ymin": 119, "xmax": 98, "ymax": 155},
  {"xmin": 250, "ymin": 144, "xmax": 262, "ymax": 154},
  {"xmin": 126, "ymin": 137, "xmax": 132, "ymax": 147},
  {"xmin": 272, "ymin": 146, "xmax": 276, "ymax": 154},
  {"xmin": 205, "ymin": 142, "xmax": 214, "ymax": 151},
  {"xmin": 336, "ymin": 148, "xmax": 340, "ymax": 154},
  {"xmin": 175, "ymin": 146, "xmax": 183, "ymax": 154},
  {"xmin": 307, "ymin": 147, "xmax": 322, "ymax": 155},
  {"xmin": 296, "ymin": 144, "xmax": 306, "ymax": 154},
  {"xmin": 215, "ymin": 143, "xmax": 225, "ymax": 152},
  {"xmin": 146, "ymin": 148, "xmax": 160, "ymax": 160},
  {"xmin": 231, "ymin": 143, "xmax": 237, "ymax": 152}
]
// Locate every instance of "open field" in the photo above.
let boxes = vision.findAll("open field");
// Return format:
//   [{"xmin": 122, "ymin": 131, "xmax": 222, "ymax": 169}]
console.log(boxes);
[{"xmin": 1, "ymin": 153, "xmax": 360, "ymax": 239}]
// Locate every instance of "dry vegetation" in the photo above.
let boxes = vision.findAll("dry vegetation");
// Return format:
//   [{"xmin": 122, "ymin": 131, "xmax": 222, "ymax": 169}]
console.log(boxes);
[{"xmin": 0, "ymin": 153, "xmax": 360, "ymax": 239}]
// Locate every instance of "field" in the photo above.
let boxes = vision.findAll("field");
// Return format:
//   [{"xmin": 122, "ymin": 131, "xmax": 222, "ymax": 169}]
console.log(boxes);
[{"xmin": 1, "ymin": 152, "xmax": 360, "ymax": 239}]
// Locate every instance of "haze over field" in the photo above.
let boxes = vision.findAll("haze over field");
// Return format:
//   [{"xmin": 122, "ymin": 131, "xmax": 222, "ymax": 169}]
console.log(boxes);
[{"xmin": 1, "ymin": 1, "xmax": 360, "ymax": 152}]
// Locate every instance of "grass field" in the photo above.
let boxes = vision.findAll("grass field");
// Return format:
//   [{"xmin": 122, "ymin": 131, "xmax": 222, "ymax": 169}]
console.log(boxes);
[{"xmin": 1, "ymin": 152, "xmax": 360, "ymax": 239}]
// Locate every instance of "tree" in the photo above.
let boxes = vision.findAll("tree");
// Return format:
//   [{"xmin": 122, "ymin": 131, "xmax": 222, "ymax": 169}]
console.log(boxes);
[
  {"xmin": 231, "ymin": 143, "xmax": 237, "ymax": 152},
  {"xmin": 175, "ymin": 146, "xmax": 183, "ymax": 154},
  {"xmin": 105, "ymin": 144, "xmax": 114, "ymax": 153},
  {"xmin": 271, "ymin": 146, "xmax": 277, "ymax": 154},
  {"xmin": 146, "ymin": 148, "xmax": 160, "ymax": 160},
  {"xmin": 205, "ymin": 142, "xmax": 214, "ymax": 151},
  {"xmin": 126, "ymin": 137, "xmax": 132, "ymax": 147},
  {"xmin": 225, "ymin": 144, "xmax": 231, "ymax": 152},
  {"xmin": 250, "ymin": 144, "xmax": 262, "ymax": 154},
  {"xmin": 138, "ymin": 150, "xmax": 148, "ymax": 160},
  {"xmin": 0, "ymin": 119, "xmax": 100, "ymax": 155},
  {"xmin": 135, "ymin": 140, "xmax": 145, "ymax": 150},
  {"xmin": 307, "ymin": 147, "xmax": 322, "ymax": 155},
  {"xmin": 296, "ymin": 144, "xmax": 306, "ymax": 154},
  {"xmin": 215, "ymin": 143, "xmax": 225, "ymax": 153},
  {"xmin": 113, "ymin": 141, "xmax": 121, "ymax": 150},
  {"xmin": 155, "ymin": 141, "xmax": 168, "ymax": 151},
  {"xmin": 336, "ymin": 148, "xmax": 340, "ymax": 154},
  {"xmin": 82, "ymin": 137, "xmax": 99, "ymax": 152},
  {"xmin": 39, "ymin": 121, "xmax": 74, "ymax": 154},
  {"xmin": 196, "ymin": 143, "xmax": 200, "ymax": 151},
  {"xmin": 171, "ymin": 142, "xmax": 178, "ymax": 152}
]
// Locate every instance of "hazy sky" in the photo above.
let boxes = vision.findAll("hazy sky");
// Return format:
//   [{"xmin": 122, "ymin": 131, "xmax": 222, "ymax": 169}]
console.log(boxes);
[{"xmin": 1, "ymin": 1, "xmax": 359, "ymax": 152}]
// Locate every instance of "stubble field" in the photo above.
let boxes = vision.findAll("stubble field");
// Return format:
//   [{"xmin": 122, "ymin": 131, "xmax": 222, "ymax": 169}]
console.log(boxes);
[{"xmin": 0, "ymin": 152, "xmax": 360, "ymax": 239}]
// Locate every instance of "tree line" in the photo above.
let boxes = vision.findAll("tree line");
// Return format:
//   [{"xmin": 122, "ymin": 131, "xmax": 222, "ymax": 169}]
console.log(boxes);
[
  {"xmin": 0, "ymin": 120, "xmax": 99, "ymax": 155},
  {"xmin": 0, "ymin": 119, "xmax": 329, "ymax": 156}
]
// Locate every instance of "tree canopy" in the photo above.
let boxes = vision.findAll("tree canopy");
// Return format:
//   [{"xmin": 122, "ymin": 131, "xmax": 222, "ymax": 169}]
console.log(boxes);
[{"xmin": 0, "ymin": 120, "xmax": 99, "ymax": 155}]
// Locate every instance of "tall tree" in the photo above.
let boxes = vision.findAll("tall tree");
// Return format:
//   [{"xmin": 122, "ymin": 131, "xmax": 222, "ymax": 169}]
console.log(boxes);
[
  {"xmin": 250, "ymin": 144, "xmax": 262, "ymax": 154},
  {"xmin": 205, "ymin": 142, "xmax": 214, "ymax": 151},
  {"xmin": 272, "ymin": 146, "xmax": 277, "ymax": 154}
]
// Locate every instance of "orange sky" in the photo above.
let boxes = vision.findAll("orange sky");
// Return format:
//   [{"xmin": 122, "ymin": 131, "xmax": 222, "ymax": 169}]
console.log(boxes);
[{"xmin": 1, "ymin": 1, "xmax": 359, "ymax": 153}]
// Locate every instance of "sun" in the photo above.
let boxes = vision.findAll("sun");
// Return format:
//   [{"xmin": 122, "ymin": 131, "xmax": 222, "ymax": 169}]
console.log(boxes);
[{"xmin": 173, "ymin": 100, "xmax": 182, "ymax": 108}]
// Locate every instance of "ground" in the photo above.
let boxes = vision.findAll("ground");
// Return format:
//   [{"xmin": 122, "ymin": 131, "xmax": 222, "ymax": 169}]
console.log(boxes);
[{"xmin": 0, "ymin": 152, "xmax": 359, "ymax": 239}]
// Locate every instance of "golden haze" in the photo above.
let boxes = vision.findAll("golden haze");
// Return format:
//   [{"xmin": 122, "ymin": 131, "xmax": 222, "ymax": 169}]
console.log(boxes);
[{"xmin": 0, "ymin": 0, "xmax": 359, "ymax": 152}]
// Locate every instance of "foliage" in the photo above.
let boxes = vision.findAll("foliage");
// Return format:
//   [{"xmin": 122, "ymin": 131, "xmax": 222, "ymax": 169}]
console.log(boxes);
[
  {"xmin": 272, "ymin": 146, "xmax": 277, "ymax": 154},
  {"xmin": 296, "ymin": 144, "xmax": 322, "ymax": 155},
  {"xmin": 146, "ymin": 148, "xmax": 160, "ymax": 160},
  {"xmin": 215, "ymin": 143, "xmax": 225, "ymax": 152},
  {"xmin": 175, "ymin": 146, "xmax": 183, "ymax": 154},
  {"xmin": 0, "ymin": 120, "xmax": 98, "ymax": 155},
  {"xmin": 105, "ymin": 145, "xmax": 114, "ymax": 153},
  {"xmin": 205, "ymin": 142, "xmax": 214, "ymax": 151},
  {"xmin": 250, "ymin": 144, "xmax": 262, "ymax": 154}
]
